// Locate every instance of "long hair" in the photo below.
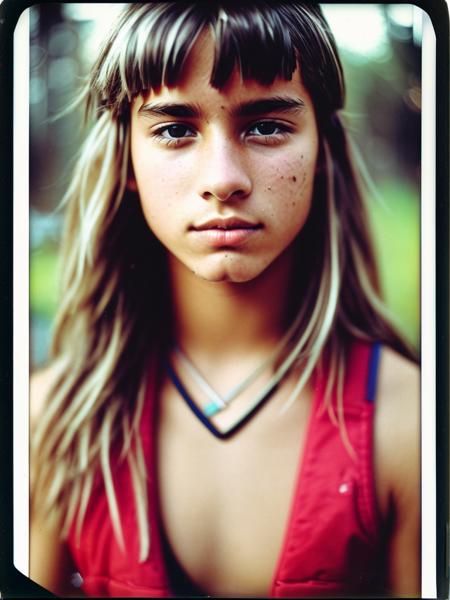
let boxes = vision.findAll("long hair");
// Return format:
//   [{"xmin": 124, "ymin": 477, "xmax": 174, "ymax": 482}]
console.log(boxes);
[{"xmin": 31, "ymin": 1, "xmax": 418, "ymax": 561}]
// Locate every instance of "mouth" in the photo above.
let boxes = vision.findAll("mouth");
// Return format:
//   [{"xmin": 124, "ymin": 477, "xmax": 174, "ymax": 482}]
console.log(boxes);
[
  {"xmin": 192, "ymin": 217, "xmax": 262, "ymax": 232},
  {"xmin": 190, "ymin": 217, "xmax": 263, "ymax": 248}
]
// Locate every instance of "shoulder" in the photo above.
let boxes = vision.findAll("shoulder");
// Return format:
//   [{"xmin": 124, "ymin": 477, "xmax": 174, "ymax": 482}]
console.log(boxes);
[
  {"xmin": 373, "ymin": 345, "xmax": 420, "ymax": 518},
  {"xmin": 375, "ymin": 346, "xmax": 420, "ymax": 455},
  {"xmin": 377, "ymin": 345, "xmax": 419, "ymax": 401},
  {"xmin": 30, "ymin": 360, "xmax": 65, "ymax": 425}
]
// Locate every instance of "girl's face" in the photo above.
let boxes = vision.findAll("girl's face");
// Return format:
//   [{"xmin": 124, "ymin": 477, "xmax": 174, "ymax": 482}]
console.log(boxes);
[{"xmin": 130, "ymin": 35, "xmax": 319, "ymax": 283}]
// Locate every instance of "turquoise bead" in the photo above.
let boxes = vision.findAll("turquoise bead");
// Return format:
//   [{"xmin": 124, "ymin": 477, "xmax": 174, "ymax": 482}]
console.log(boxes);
[{"xmin": 204, "ymin": 402, "xmax": 220, "ymax": 417}]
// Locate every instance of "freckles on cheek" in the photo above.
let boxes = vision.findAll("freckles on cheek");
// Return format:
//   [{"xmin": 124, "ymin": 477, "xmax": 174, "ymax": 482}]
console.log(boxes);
[
  {"xmin": 277, "ymin": 156, "xmax": 313, "ymax": 193},
  {"xmin": 293, "ymin": 155, "xmax": 316, "ymax": 192},
  {"xmin": 275, "ymin": 160, "xmax": 315, "ymax": 217}
]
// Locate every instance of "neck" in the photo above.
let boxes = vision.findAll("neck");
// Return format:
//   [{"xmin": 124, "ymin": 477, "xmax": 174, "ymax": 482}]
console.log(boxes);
[{"xmin": 168, "ymin": 249, "xmax": 296, "ymax": 359}]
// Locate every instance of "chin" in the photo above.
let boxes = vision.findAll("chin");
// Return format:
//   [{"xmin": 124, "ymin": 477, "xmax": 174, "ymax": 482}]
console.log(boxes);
[
  {"xmin": 199, "ymin": 273, "xmax": 251, "ymax": 284},
  {"xmin": 192, "ymin": 258, "xmax": 267, "ymax": 284}
]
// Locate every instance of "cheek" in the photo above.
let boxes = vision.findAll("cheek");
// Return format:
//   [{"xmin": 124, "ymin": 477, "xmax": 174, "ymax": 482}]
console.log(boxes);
[
  {"xmin": 131, "ymin": 141, "xmax": 188, "ymax": 226},
  {"xmin": 264, "ymin": 153, "xmax": 317, "ymax": 229}
]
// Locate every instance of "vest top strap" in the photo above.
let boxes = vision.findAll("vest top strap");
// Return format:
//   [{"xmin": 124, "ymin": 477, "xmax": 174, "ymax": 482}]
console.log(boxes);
[{"xmin": 272, "ymin": 341, "xmax": 384, "ymax": 594}]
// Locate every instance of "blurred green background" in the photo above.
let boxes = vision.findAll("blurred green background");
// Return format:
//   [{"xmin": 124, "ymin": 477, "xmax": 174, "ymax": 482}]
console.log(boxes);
[{"xmin": 29, "ymin": 3, "xmax": 421, "ymax": 369}]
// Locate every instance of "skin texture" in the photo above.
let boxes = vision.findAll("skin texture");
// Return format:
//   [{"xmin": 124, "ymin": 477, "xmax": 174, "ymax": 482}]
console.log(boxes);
[
  {"xmin": 29, "ymin": 33, "xmax": 420, "ymax": 599},
  {"xmin": 130, "ymin": 34, "xmax": 319, "ymax": 285}
]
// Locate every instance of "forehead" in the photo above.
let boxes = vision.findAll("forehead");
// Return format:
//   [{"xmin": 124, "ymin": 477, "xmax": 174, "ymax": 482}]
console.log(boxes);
[{"xmin": 135, "ymin": 33, "xmax": 311, "ymax": 112}]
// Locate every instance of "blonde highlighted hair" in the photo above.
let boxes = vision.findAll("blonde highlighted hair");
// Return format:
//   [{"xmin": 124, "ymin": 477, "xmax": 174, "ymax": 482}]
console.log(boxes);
[{"xmin": 31, "ymin": 1, "xmax": 417, "ymax": 562}]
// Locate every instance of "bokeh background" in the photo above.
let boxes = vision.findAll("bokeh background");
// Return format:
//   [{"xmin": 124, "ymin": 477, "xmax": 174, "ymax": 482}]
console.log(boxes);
[{"xmin": 29, "ymin": 3, "xmax": 421, "ymax": 370}]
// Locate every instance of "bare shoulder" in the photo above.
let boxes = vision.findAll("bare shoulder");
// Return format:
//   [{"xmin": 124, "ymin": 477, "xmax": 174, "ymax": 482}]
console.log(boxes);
[
  {"xmin": 377, "ymin": 345, "xmax": 420, "ymax": 398},
  {"xmin": 30, "ymin": 361, "xmax": 64, "ymax": 424},
  {"xmin": 373, "ymin": 346, "xmax": 421, "ymax": 596},
  {"xmin": 374, "ymin": 346, "xmax": 420, "ymax": 495},
  {"xmin": 375, "ymin": 347, "xmax": 420, "ymax": 449},
  {"xmin": 30, "ymin": 360, "xmax": 81, "ymax": 596}
]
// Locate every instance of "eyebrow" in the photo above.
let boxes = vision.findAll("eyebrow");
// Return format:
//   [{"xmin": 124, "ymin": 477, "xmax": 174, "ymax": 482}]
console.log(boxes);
[
  {"xmin": 138, "ymin": 102, "xmax": 201, "ymax": 118},
  {"xmin": 233, "ymin": 96, "xmax": 306, "ymax": 117},
  {"xmin": 137, "ymin": 96, "xmax": 306, "ymax": 119}
]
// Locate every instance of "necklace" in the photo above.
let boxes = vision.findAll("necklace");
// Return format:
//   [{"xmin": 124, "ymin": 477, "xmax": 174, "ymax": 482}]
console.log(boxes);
[
  {"xmin": 174, "ymin": 345, "xmax": 277, "ymax": 417},
  {"xmin": 166, "ymin": 312, "xmax": 306, "ymax": 439},
  {"xmin": 165, "ymin": 359, "xmax": 279, "ymax": 439}
]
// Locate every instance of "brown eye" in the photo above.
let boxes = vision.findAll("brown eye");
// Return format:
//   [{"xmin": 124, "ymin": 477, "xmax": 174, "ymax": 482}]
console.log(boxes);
[
  {"xmin": 163, "ymin": 124, "xmax": 194, "ymax": 139},
  {"xmin": 251, "ymin": 122, "xmax": 280, "ymax": 135},
  {"xmin": 246, "ymin": 121, "xmax": 292, "ymax": 145},
  {"xmin": 247, "ymin": 121, "xmax": 292, "ymax": 138}
]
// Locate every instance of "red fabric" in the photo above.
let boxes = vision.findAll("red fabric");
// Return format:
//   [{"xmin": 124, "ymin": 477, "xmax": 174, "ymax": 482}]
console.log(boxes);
[{"xmin": 68, "ymin": 341, "xmax": 384, "ymax": 597}]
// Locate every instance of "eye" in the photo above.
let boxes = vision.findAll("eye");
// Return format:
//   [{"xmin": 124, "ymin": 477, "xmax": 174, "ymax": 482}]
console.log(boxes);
[
  {"xmin": 157, "ymin": 124, "xmax": 196, "ymax": 140},
  {"xmin": 245, "ymin": 120, "xmax": 292, "ymax": 145},
  {"xmin": 151, "ymin": 123, "xmax": 197, "ymax": 147},
  {"xmin": 247, "ymin": 121, "xmax": 287, "ymax": 136}
]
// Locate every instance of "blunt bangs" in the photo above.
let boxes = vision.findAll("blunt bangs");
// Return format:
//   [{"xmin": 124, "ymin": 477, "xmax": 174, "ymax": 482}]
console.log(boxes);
[{"xmin": 89, "ymin": 2, "xmax": 344, "ymax": 121}]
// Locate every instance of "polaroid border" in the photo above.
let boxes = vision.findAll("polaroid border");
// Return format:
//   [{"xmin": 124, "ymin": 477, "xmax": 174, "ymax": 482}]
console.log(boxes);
[{"xmin": 0, "ymin": 1, "xmax": 448, "ymax": 598}]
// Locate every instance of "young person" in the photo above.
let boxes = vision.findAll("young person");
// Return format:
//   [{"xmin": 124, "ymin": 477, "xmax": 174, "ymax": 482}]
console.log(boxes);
[{"xmin": 30, "ymin": 2, "xmax": 420, "ymax": 597}]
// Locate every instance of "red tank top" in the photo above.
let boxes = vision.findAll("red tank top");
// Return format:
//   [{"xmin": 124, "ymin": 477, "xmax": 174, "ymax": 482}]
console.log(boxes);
[{"xmin": 67, "ymin": 341, "xmax": 385, "ymax": 597}]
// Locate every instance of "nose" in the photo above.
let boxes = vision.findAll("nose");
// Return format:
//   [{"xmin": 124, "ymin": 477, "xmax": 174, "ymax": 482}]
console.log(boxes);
[{"xmin": 199, "ymin": 138, "xmax": 252, "ymax": 202}]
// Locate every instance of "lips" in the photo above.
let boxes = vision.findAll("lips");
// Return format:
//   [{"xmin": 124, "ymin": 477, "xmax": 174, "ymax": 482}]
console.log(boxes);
[
  {"xmin": 190, "ymin": 217, "xmax": 262, "ymax": 248},
  {"xmin": 193, "ymin": 217, "xmax": 261, "ymax": 231}
]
